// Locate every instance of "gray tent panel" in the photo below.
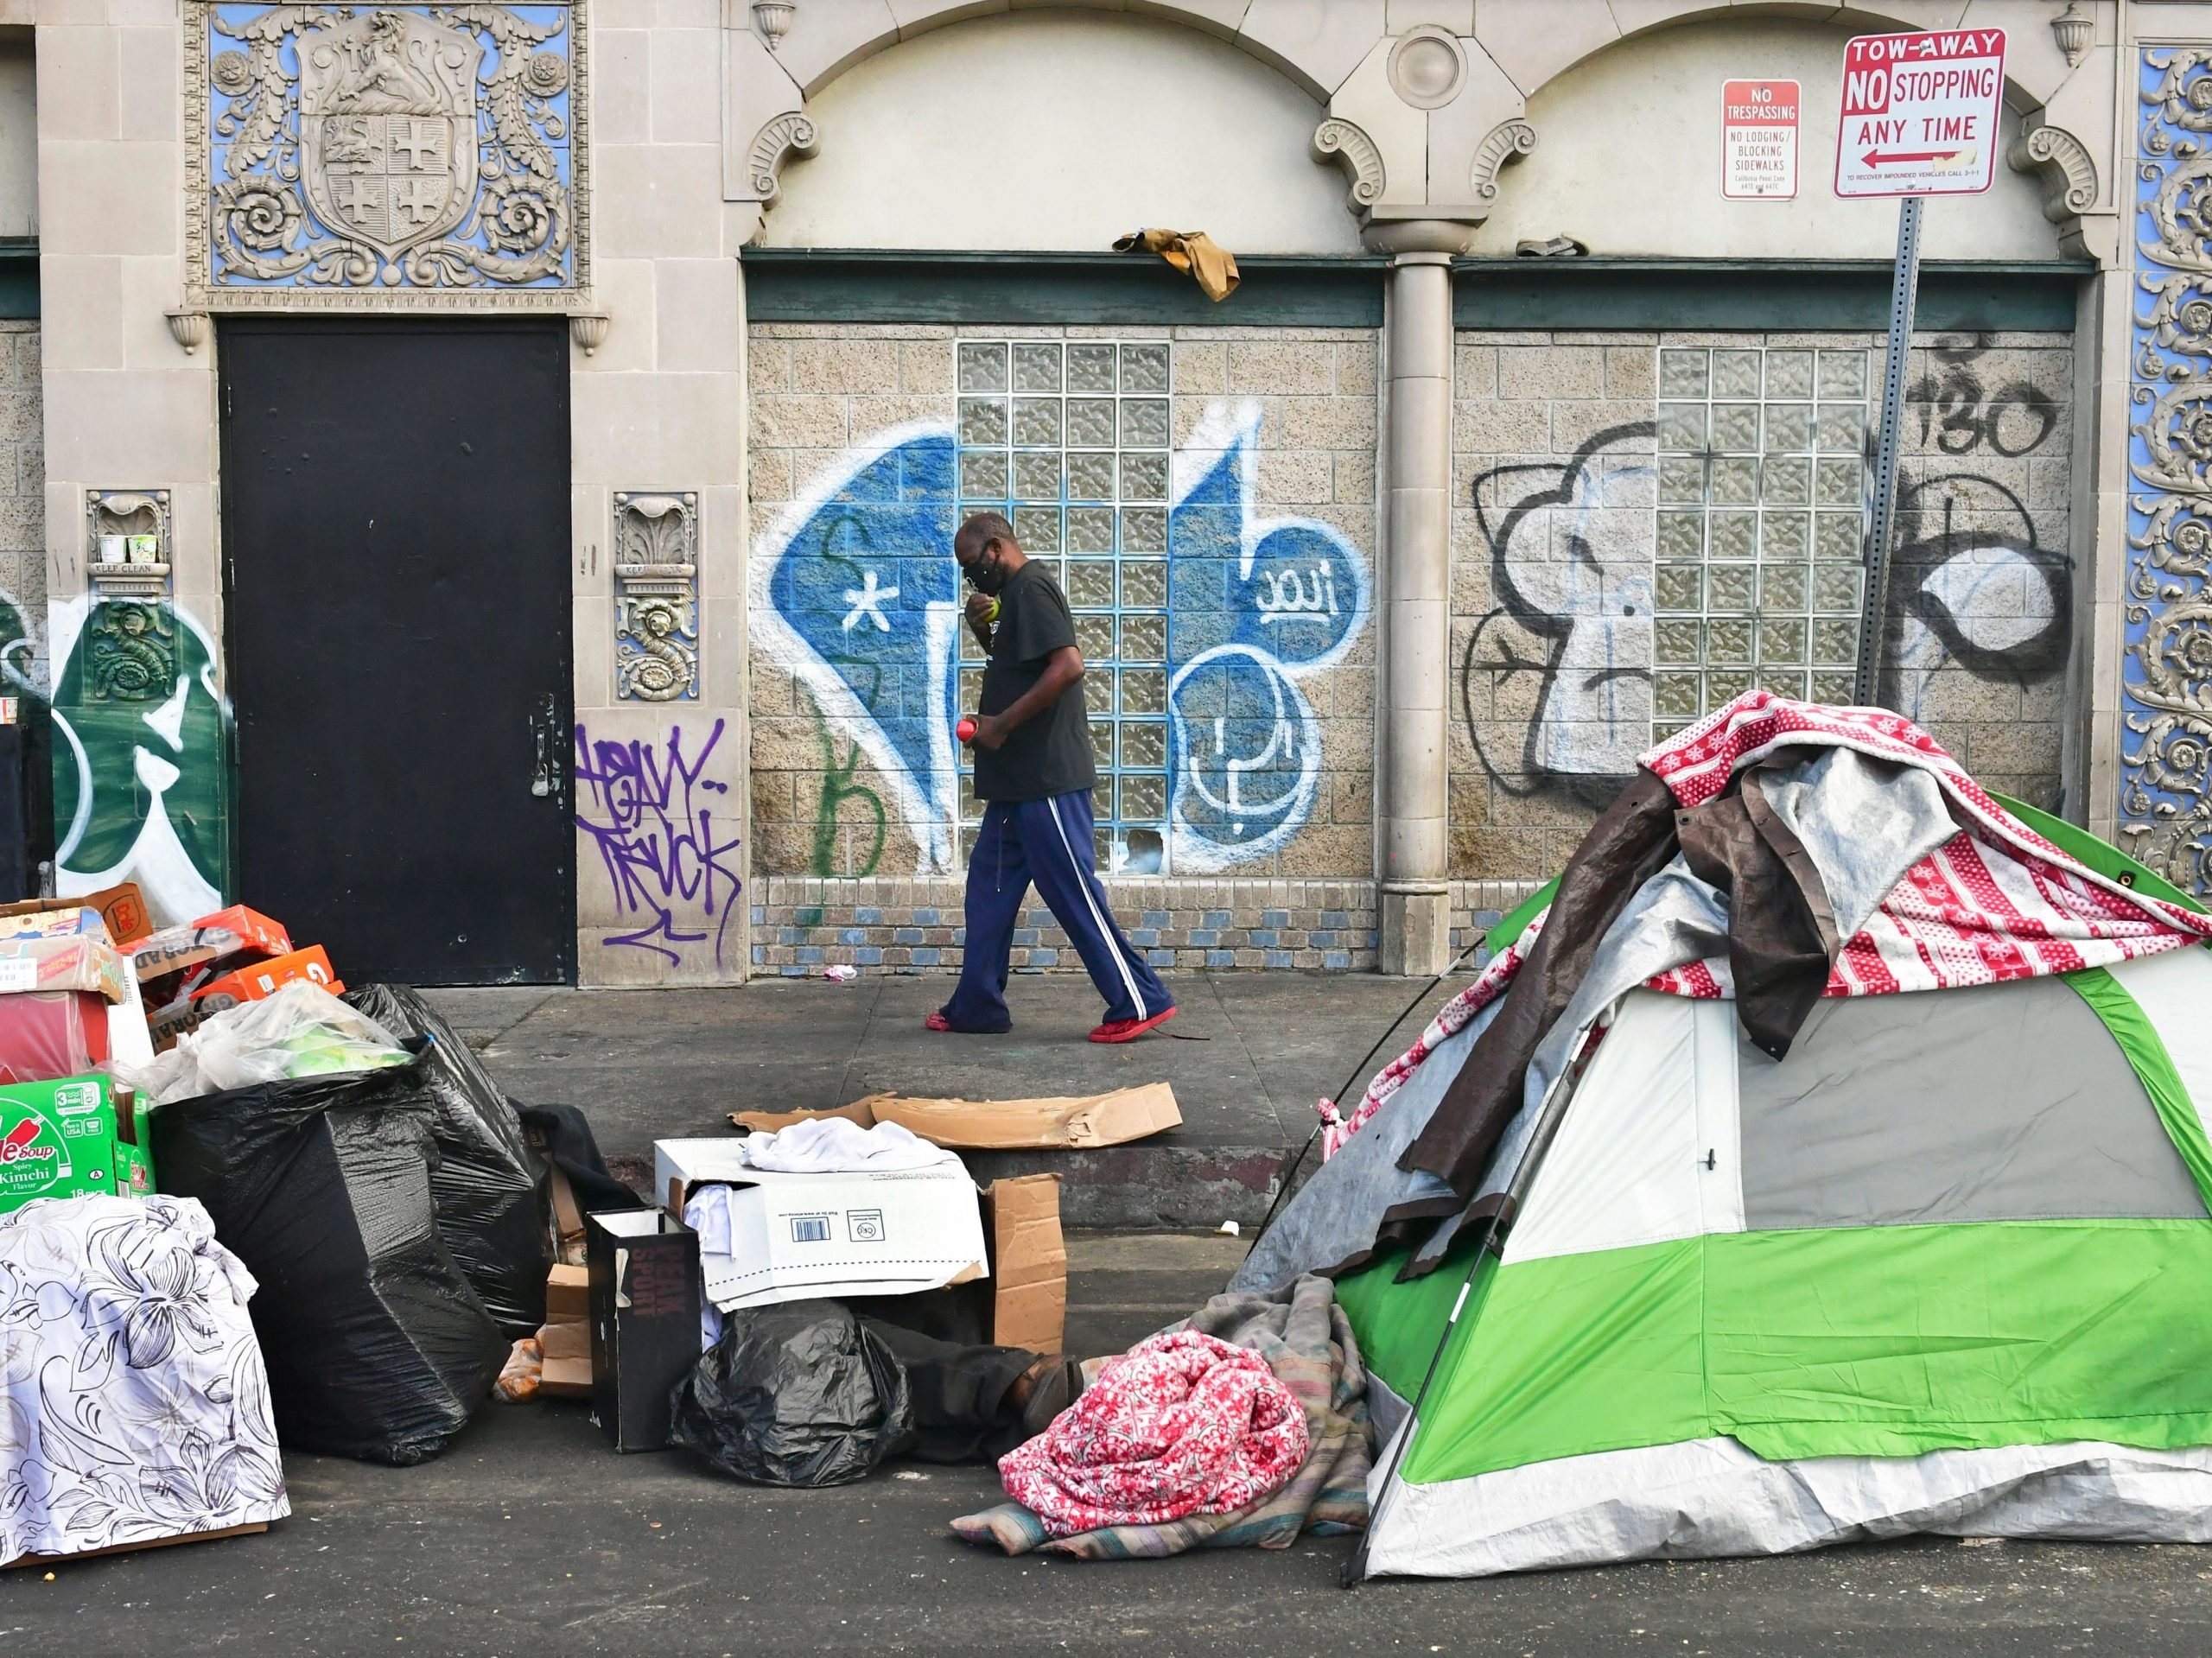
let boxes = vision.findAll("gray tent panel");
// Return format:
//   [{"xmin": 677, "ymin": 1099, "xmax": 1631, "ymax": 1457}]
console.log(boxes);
[{"xmin": 1737, "ymin": 975, "xmax": 2207, "ymax": 1231}]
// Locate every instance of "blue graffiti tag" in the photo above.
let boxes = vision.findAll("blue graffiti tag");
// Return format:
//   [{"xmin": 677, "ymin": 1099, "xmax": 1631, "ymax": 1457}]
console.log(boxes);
[
  {"xmin": 754, "ymin": 425, "xmax": 963, "ymax": 869},
  {"xmin": 750, "ymin": 403, "xmax": 1368, "ymax": 873},
  {"xmin": 574, "ymin": 718, "xmax": 743, "ymax": 966}
]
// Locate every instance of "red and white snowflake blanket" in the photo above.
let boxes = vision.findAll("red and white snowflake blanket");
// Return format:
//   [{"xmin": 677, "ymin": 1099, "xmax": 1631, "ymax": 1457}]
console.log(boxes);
[
  {"xmin": 1320, "ymin": 692, "xmax": 2212, "ymax": 1159},
  {"xmin": 992, "ymin": 1328, "xmax": 1310, "ymax": 1537}
]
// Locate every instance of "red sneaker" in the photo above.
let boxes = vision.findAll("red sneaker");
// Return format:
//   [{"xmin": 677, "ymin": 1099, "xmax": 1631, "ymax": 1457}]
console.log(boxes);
[
  {"xmin": 1088, "ymin": 1006, "xmax": 1177, "ymax": 1044},
  {"xmin": 925, "ymin": 1012, "xmax": 953, "ymax": 1032}
]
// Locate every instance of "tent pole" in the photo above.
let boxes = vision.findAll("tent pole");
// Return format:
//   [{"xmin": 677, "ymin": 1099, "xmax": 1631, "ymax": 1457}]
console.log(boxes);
[
  {"xmin": 1341, "ymin": 1019, "xmax": 1601, "ymax": 1589},
  {"xmin": 1244, "ymin": 934, "xmax": 1483, "ymax": 1259}
]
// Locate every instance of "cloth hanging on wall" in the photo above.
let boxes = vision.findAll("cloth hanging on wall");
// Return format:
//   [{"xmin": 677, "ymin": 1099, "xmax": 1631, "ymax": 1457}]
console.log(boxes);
[{"xmin": 1112, "ymin": 230, "xmax": 1240, "ymax": 302}]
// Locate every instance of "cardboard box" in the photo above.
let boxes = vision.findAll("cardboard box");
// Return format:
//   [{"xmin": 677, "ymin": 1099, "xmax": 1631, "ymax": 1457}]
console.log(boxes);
[
  {"xmin": 587, "ymin": 1209, "xmax": 703, "ymax": 1452},
  {"xmin": 191, "ymin": 944, "xmax": 342, "ymax": 1008},
  {"xmin": 0, "ymin": 1076, "xmax": 153, "ymax": 1215},
  {"xmin": 655, "ymin": 1138, "xmax": 987, "ymax": 1312},
  {"xmin": 729, "ymin": 1081, "xmax": 1182, "ymax": 1150},
  {"xmin": 0, "ymin": 907, "xmax": 107, "ymax": 942},
  {"xmin": 130, "ymin": 905, "xmax": 291, "ymax": 982},
  {"xmin": 535, "ymin": 1318, "xmax": 593, "ymax": 1400},
  {"xmin": 0, "ymin": 936, "xmax": 130, "ymax": 1004},
  {"xmin": 545, "ymin": 1262, "xmax": 589, "ymax": 1323},
  {"xmin": 980, "ymin": 1175, "xmax": 1066, "ymax": 1356},
  {"xmin": 0, "ymin": 884, "xmax": 149, "ymax": 947},
  {"xmin": 0, "ymin": 907, "xmax": 158, "ymax": 1074}
]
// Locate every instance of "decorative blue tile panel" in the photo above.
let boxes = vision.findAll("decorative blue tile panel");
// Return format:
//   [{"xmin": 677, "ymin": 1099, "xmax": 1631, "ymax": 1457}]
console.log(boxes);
[
  {"xmin": 2125, "ymin": 48, "xmax": 2212, "ymax": 891},
  {"xmin": 188, "ymin": 3, "xmax": 587, "ymax": 304}
]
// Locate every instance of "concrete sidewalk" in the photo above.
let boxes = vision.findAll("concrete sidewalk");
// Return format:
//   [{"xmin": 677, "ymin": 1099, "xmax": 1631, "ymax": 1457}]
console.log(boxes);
[{"xmin": 425, "ymin": 969, "xmax": 1465, "ymax": 1227}]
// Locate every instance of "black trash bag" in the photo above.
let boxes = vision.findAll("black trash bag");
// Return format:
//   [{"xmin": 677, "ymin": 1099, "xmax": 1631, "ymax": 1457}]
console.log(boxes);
[
  {"xmin": 670, "ymin": 1300, "xmax": 915, "ymax": 1487},
  {"xmin": 149, "ymin": 1047, "xmax": 508, "ymax": 1465},
  {"xmin": 518, "ymin": 1102, "xmax": 643, "ymax": 1217},
  {"xmin": 345, "ymin": 984, "xmax": 551, "ymax": 1337}
]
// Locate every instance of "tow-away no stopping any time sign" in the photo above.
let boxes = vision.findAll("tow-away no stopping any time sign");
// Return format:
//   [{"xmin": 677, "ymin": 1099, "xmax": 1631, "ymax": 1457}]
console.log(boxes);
[{"xmin": 1834, "ymin": 28, "xmax": 2006, "ymax": 199}]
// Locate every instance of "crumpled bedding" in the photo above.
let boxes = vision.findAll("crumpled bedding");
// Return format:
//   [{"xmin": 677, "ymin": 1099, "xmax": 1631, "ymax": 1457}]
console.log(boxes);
[
  {"xmin": 952, "ymin": 1274, "xmax": 1371, "ymax": 1558},
  {"xmin": 734, "ymin": 1116, "xmax": 955, "ymax": 1172},
  {"xmin": 0, "ymin": 1194, "xmax": 289, "ymax": 1565}
]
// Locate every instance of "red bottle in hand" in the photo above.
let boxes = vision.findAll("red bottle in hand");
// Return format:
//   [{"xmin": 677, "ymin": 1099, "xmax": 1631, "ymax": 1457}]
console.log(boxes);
[{"xmin": 956, "ymin": 716, "xmax": 978, "ymax": 746}]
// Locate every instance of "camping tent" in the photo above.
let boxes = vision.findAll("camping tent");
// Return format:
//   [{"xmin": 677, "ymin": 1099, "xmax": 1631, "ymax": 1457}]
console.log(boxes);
[{"xmin": 1237, "ymin": 693, "xmax": 2212, "ymax": 1579}]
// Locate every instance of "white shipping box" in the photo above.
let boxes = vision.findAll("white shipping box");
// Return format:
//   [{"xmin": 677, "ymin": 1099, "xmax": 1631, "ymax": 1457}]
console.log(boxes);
[{"xmin": 654, "ymin": 1138, "xmax": 988, "ymax": 1312}]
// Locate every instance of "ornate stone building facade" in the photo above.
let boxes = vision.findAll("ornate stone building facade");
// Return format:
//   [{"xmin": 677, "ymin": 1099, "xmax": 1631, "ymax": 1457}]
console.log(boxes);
[{"xmin": 11, "ymin": 0, "xmax": 2205, "ymax": 984}]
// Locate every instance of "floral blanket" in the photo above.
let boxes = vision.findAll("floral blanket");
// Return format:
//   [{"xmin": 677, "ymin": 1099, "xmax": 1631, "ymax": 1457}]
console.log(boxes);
[
  {"xmin": 952, "ymin": 1274, "xmax": 1370, "ymax": 1559},
  {"xmin": 0, "ymin": 1194, "xmax": 289, "ymax": 1565}
]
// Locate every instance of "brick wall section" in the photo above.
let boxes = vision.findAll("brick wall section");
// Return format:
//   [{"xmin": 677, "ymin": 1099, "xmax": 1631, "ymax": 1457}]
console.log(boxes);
[
  {"xmin": 1451, "ymin": 328, "xmax": 2075, "ymax": 886},
  {"xmin": 750, "ymin": 875, "xmax": 1541, "ymax": 975},
  {"xmin": 0, "ymin": 322, "xmax": 41, "ymax": 689}
]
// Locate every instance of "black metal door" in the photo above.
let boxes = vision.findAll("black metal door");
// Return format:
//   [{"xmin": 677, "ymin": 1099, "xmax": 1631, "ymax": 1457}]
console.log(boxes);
[{"xmin": 219, "ymin": 316, "xmax": 575, "ymax": 984}]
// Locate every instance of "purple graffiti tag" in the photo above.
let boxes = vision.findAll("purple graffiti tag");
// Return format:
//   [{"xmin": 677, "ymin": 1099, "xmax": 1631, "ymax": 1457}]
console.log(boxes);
[{"xmin": 573, "ymin": 720, "xmax": 743, "ymax": 968}]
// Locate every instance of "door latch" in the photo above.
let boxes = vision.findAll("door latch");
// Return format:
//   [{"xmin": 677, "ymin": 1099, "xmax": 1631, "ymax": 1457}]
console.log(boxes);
[{"xmin": 529, "ymin": 692, "xmax": 563, "ymax": 799}]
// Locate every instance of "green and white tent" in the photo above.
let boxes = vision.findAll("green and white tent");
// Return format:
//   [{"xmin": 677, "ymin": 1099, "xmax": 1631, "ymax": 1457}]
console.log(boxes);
[
  {"xmin": 1340, "ymin": 941, "xmax": 2212, "ymax": 1577},
  {"xmin": 1238, "ymin": 696, "xmax": 2212, "ymax": 1579}
]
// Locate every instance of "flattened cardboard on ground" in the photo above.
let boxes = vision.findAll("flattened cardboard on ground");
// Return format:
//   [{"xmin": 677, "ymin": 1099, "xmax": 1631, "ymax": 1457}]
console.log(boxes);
[
  {"xmin": 729, "ymin": 1081, "xmax": 1181, "ymax": 1150},
  {"xmin": 4, "ymin": 1521, "xmax": 269, "ymax": 1570},
  {"xmin": 655, "ymin": 1139, "xmax": 988, "ymax": 1312},
  {"xmin": 981, "ymin": 1174, "xmax": 1065, "ymax": 1356}
]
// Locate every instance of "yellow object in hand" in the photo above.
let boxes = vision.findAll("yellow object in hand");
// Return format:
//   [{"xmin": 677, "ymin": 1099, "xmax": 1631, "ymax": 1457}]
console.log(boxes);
[{"xmin": 984, "ymin": 597, "xmax": 1001, "ymax": 623}]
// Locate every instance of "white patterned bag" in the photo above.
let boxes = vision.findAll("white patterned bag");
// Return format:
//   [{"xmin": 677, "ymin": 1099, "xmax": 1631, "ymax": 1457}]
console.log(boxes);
[{"xmin": 0, "ymin": 1193, "xmax": 289, "ymax": 1564}]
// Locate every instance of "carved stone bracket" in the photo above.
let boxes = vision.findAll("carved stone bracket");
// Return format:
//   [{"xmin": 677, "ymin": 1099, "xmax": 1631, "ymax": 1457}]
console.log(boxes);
[
  {"xmin": 613, "ymin": 492, "xmax": 700, "ymax": 702},
  {"xmin": 1311, "ymin": 117, "xmax": 1386, "ymax": 213},
  {"xmin": 747, "ymin": 111, "xmax": 819, "ymax": 208},
  {"xmin": 83, "ymin": 490, "xmax": 177, "ymax": 701},
  {"xmin": 1470, "ymin": 118, "xmax": 1538, "ymax": 204},
  {"xmin": 2006, "ymin": 123, "xmax": 2097, "ymax": 250}
]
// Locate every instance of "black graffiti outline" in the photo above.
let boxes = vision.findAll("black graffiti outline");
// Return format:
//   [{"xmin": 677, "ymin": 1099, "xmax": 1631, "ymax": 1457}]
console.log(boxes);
[
  {"xmin": 1887, "ymin": 468, "xmax": 2072, "ymax": 690},
  {"xmin": 1909, "ymin": 340, "xmax": 2059, "ymax": 458},
  {"xmin": 1460, "ymin": 422, "xmax": 1656, "ymax": 805}
]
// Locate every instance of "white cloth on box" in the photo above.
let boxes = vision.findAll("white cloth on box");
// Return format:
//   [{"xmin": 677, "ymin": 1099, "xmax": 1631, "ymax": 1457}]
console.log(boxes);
[
  {"xmin": 0, "ymin": 1194, "xmax": 290, "ymax": 1565},
  {"xmin": 734, "ymin": 1117, "xmax": 957, "ymax": 1173}
]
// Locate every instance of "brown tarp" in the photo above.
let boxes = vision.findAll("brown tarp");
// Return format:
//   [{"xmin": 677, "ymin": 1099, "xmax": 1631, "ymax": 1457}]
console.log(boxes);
[{"xmin": 1378, "ymin": 761, "xmax": 1850, "ymax": 1275}]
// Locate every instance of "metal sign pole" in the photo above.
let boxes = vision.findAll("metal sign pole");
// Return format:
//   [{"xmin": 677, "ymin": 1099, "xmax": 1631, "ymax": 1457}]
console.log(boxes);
[{"xmin": 1853, "ymin": 192, "xmax": 1923, "ymax": 708}]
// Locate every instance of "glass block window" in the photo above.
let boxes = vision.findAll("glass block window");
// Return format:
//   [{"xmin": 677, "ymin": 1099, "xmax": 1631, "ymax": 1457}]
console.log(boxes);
[
  {"xmin": 1653, "ymin": 346, "xmax": 1870, "ymax": 740},
  {"xmin": 954, "ymin": 339, "xmax": 1173, "ymax": 872}
]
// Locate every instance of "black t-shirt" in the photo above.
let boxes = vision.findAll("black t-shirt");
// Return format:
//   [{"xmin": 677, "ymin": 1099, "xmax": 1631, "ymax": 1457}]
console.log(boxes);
[{"xmin": 975, "ymin": 562, "xmax": 1097, "ymax": 802}]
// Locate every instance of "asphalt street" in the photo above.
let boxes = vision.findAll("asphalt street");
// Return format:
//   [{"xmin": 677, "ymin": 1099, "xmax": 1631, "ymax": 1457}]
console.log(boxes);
[{"xmin": 5, "ymin": 1235, "xmax": 2210, "ymax": 1656}]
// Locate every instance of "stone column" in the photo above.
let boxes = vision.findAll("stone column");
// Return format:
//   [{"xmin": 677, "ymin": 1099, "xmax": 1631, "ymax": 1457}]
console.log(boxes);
[{"xmin": 1370, "ymin": 221, "xmax": 1471, "ymax": 975}]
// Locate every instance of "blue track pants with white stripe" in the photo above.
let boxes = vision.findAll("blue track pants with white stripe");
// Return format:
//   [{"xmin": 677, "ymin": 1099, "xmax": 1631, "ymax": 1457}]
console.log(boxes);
[{"xmin": 939, "ymin": 788, "xmax": 1173, "ymax": 1033}]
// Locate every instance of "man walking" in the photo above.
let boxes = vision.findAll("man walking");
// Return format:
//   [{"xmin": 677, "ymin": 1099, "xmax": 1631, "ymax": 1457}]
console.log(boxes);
[{"xmin": 927, "ymin": 512, "xmax": 1177, "ymax": 1042}]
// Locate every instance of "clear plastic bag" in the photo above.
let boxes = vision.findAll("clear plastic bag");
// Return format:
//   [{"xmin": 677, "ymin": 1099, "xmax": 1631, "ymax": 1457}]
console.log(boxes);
[{"xmin": 118, "ymin": 980, "xmax": 411, "ymax": 1105}]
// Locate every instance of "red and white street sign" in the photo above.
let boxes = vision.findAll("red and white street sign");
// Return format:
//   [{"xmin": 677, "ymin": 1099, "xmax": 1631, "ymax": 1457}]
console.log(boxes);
[
  {"xmin": 1834, "ymin": 28, "xmax": 2006, "ymax": 199},
  {"xmin": 1722, "ymin": 79, "xmax": 1800, "ymax": 199}
]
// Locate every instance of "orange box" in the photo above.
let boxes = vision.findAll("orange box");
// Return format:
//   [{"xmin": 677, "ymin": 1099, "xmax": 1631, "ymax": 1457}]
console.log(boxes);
[
  {"xmin": 190, "ymin": 944, "xmax": 342, "ymax": 1007},
  {"xmin": 133, "ymin": 906, "xmax": 292, "ymax": 981}
]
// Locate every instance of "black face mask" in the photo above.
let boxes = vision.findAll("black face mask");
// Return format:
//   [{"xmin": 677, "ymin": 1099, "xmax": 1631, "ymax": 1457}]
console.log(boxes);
[{"xmin": 963, "ymin": 544, "xmax": 1007, "ymax": 596}]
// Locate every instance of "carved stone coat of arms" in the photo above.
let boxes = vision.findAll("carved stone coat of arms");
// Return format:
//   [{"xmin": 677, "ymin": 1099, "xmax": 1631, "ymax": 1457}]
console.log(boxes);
[
  {"xmin": 301, "ymin": 11, "xmax": 480, "ymax": 259},
  {"xmin": 189, "ymin": 3, "xmax": 588, "ymax": 303}
]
